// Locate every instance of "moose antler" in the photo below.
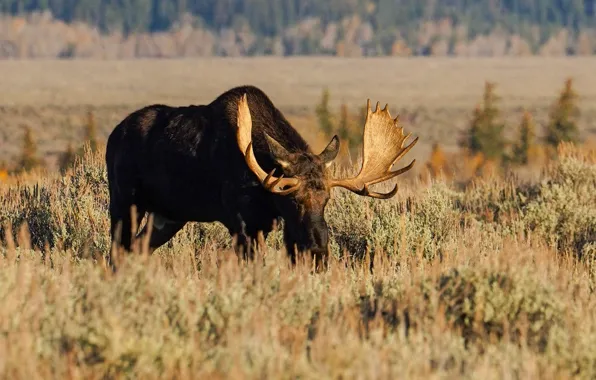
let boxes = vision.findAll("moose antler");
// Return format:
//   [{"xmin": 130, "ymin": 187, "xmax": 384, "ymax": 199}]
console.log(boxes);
[
  {"xmin": 329, "ymin": 100, "xmax": 418, "ymax": 199},
  {"xmin": 236, "ymin": 94, "xmax": 301, "ymax": 195}
]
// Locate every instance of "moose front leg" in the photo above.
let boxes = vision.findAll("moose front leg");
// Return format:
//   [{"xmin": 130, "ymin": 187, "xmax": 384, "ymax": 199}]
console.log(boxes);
[
  {"xmin": 231, "ymin": 232, "xmax": 254, "ymax": 261},
  {"xmin": 227, "ymin": 215, "xmax": 273, "ymax": 262}
]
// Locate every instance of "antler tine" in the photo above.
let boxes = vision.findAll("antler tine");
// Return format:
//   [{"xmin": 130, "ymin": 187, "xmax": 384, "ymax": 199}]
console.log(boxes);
[
  {"xmin": 236, "ymin": 94, "xmax": 300, "ymax": 195},
  {"xmin": 263, "ymin": 170, "xmax": 300, "ymax": 196},
  {"xmin": 328, "ymin": 98, "xmax": 418, "ymax": 199},
  {"xmin": 349, "ymin": 183, "xmax": 399, "ymax": 199}
]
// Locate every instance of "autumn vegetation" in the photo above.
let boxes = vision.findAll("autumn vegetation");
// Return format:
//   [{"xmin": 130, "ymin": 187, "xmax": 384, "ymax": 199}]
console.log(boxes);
[
  {"xmin": 2, "ymin": 1, "xmax": 596, "ymax": 59},
  {"xmin": 315, "ymin": 77, "xmax": 583, "ymax": 185},
  {"xmin": 1, "ymin": 1, "xmax": 596, "ymax": 376},
  {"xmin": 0, "ymin": 128, "xmax": 594, "ymax": 378},
  {"xmin": 0, "ymin": 67, "xmax": 595, "ymax": 377}
]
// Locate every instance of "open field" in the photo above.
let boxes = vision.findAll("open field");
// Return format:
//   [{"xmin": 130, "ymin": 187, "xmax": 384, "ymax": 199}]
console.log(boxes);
[
  {"xmin": 0, "ymin": 141, "xmax": 595, "ymax": 378},
  {"xmin": 1, "ymin": 56, "xmax": 596, "ymax": 378},
  {"xmin": 3, "ymin": 57, "xmax": 596, "ymax": 109},
  {"xmin": 1, "ymin": 57, "xmax": 596, "ymax": 168}
]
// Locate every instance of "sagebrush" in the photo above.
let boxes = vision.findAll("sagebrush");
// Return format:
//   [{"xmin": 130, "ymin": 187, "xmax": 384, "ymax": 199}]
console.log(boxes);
[{"xmin": 0, "ymin": 142, "xmax": 595, "ymax": 379}]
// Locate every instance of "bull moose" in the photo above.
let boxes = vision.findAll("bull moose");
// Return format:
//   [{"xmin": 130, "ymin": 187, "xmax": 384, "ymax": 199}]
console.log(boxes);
[{"xmin": 105, "ymin": 85, "xmax": 418, "ymax": 269}]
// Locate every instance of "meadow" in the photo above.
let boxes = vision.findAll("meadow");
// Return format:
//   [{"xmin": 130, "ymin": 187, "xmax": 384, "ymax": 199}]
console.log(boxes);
[
  {"xmin": 1, "ymin": 56, "xmax": 596, "ymax": 168},
  {"xmin": 0, "ymin": 57, "xmax": 595, "ymax": 379}
]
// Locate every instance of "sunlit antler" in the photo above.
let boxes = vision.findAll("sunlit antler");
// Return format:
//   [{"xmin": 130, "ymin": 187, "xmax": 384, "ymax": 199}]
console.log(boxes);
[
  {"xmin": 236, "ymin": 94, "xmax": 301, "ymax": 195},
  {"xmin": 328, "ymin": 100, "xmax": 418, "ymax": 199}
]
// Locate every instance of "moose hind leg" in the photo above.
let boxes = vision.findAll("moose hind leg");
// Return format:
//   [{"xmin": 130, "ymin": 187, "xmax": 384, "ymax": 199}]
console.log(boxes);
[
  {"xmin": 109, "ymin": 204, "xmax": 133, "ymax": 252},
  {"xmin": 108, "ymin": 204, "xmax": 133, "ymax": 272},
  {"xmin": 110, "ymin": 203, "xmax": 146, "ymax": 248},
  {"xmin": 108, "ymin": 197, "xmax": 147, "ymax": 272}
]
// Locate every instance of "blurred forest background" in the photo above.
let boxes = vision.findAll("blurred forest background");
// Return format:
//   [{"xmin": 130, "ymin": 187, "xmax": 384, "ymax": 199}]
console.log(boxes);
[{"xmin": 0, "ymin": 0, "xmax": 596, "ymax": 58}]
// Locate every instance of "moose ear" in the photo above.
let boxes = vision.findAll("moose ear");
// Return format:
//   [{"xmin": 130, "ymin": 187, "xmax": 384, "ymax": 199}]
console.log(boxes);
[
  {"xmin": 318, "ymin": 135, "xmax": 340, "ymax": 167},
  {"xmin": 264, "ymin": 132, "xmax": 291, "ymax": 168}
]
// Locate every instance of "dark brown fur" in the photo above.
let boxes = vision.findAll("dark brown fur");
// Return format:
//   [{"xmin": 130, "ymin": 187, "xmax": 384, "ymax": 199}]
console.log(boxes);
[{"xmin": 105, "ymin": 85, "xmax": 340, "ymax": 269}]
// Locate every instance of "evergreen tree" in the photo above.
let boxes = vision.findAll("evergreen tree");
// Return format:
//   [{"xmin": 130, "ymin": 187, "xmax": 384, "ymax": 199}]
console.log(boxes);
[
  {"xmin": 545, "ymin": 78, "xmax": 580, "ymax": 150},
  {"xmin": 337, "ymin": 102, "xmax": 350, "ymax": 142},
  {"xmin": 315, "ymin": 87, "xmax": 334, "ymax": 138},
  {"xmin": 353, "ymin": 103, "xmax": 366, "ymax": 148},
  {"xmin": 1, "ymin": 0, "xmax": 596, "ymax": 48},
  {"xmin": 512, "ymin": 110, "xmax": 537, "ymax": 165},
  {"xmin": 459, "ymin": 81, "xmax": 507, "ymax": 163},
  {"xmin": 18, "ymin": 126, "xmax": 43, "ymax": 173},
  {"xmin": 357, "ymin": 103, "xmax": 367, "ymax": 129},
  {"xmin": 336, "ymin": 102, "xmax": 353, "ymax": 160}
]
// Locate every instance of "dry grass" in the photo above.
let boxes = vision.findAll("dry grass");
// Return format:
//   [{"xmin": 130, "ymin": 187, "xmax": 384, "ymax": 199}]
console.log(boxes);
[
  {"xmin": 2, "ymin": 57, "xmax": 596, "ymax": 168},
  {"xmin": 0, "ymin": 140, "xmax": 595, "ymax": 379},
  {"xmin": 3, "ymin": 57, "xmax": 596, "ymax": 109}
]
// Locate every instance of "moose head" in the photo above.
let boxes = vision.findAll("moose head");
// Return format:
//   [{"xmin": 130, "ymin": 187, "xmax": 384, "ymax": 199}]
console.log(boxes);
[{"xmin": 236, "ymin": 94, "xmax": 418, "ymax": 265}]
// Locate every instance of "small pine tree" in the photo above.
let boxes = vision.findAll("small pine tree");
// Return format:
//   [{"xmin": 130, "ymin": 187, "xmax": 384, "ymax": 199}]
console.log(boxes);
[
  {"xmin": 459, "ymin": 81, "xmax": 507, "ymax": 163},
  {"xmin": 460, "ymin": 104, "xmax": 484, "ymax": 154},
  {"xmin": 546, "ymin": 78, "xmax": 580, "ymax": 150},
  {"xmin": 337, "ymin": 103, "xmax": 350, "ymax": 141},
  {"xmin": 512, "ymin": 110, "xmax": 536, "ymax": 165},
  {"xmin": 350, "ymin": 104, "xmax": 365, "ymax": 148},
  {"xmin": 59, "ymin": 141, "xmax": 77, "ymax": 174},
  {"xmin": 84, "ymin": 110, "xmax": 99, "ymax": 152},
  {"xmin": 315, "ymin": 87, "xmax": 334, "ymax": 138},
  {"xmin": 357, "ymin": 103, "xmax": 367, "ymax": 128},
  {"xmin": 336, "ymin": 102, "xmax": 352, "ymax": 161},
  {"xmin": 18, "ymin": 126, "xmax": 43, "ymax": 173}
]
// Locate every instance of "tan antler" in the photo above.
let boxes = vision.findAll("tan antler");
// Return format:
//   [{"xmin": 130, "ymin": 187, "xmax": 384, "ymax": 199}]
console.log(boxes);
[
  {"xmin": 329, "ymin": 100, "xmax": 418, "ymax": 199},
  {"xmin": 236, "ymin": 94, "xmax": 300, "ymax": 195}
]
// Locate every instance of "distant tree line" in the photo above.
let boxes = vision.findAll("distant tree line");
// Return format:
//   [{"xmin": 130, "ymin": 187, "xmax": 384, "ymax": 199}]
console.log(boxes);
[
  {"xmin": 1, "ymin": 0, "xmax": 595, "ymax": 37},
  {"xmin": 1, "ymin": 0, "xmax": 596, "ymax": 57},
  {"xmin": 1, "ymin": 1, "xmax": 596, "ymax": 58}
]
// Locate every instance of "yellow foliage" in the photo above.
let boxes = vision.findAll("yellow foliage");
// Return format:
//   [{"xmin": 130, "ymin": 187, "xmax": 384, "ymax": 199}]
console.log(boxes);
[
  {"xmin": 0, "ymin": 169, "xmax": 8, "ymax": 182},
  {"xmin": 479, "ymin": 159, "xmax": 500, "ymax": 179},
  {"xmin": 426, "ymin": 142, "xmax": 449, "ymax": 179},
  {"xmin": 463, "ymin": 150, "xmax": 485, "ymax": 178},
  {"xmin": 391, "ymin": 40, "xmax": 412, "ymax": 56}
]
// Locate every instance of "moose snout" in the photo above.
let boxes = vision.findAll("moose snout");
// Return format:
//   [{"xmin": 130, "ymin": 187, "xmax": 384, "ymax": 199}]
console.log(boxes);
[{"xmin": 310, "ymin": 224, "xmax": 328, "ymax": 249}]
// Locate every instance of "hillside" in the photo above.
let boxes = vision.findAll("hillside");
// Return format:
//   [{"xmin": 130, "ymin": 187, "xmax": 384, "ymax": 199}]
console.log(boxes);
[{"xmin": 1, "ymin": 0, "xmax": 596, "ymax": 58}]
